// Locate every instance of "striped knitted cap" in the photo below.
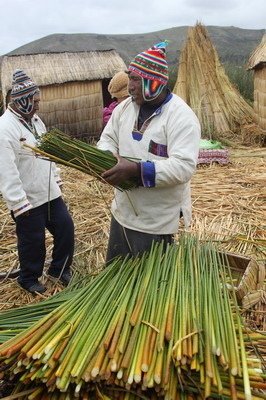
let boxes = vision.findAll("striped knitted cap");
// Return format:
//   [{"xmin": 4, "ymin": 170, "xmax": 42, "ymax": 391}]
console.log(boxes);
[
  {"xmin": 128, "ymin": 41, "xmax": 169, "ymax": 85},
  {"xmin": 11, "ymin": 69, "xmax": 39, "ymax": 101}
]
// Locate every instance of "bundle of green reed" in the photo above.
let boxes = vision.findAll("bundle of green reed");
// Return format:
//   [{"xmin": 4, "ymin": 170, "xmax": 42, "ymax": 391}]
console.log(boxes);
[
  {"xmin": 0, "ymin": 275, "xmax": 95, "ymax": 344},
  {"xmin": 27, "ymin": 128, "xmax": 138, "ymax": 191},
  {"xmin": 0, "ymin": 236, "xmax": 265, "ymax": 400}
]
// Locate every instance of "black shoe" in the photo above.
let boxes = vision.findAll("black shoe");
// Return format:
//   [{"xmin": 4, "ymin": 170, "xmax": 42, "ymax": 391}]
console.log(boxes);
[
  {"xmin": 17, "ymin": 280, "xmax": 46, "ymax": 294},
  {"xmin": 47, "ymin": 271, "xmax": 72, "ymax": 286},
  {"xmin": 59, "ymin": 271, "xmax": 72, "ymax": 286}
]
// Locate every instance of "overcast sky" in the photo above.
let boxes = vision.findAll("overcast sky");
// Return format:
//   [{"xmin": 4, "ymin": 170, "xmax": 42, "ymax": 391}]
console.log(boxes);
[{"xmin": 0, "ymin": 0, "xmax": 265, "ymax": 55}]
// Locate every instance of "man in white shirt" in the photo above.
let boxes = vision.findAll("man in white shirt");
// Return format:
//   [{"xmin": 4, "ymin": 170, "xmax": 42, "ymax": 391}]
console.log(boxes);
[
  {"xmin": 0, "ymin": 69, "xmax": 75, "ymax": 293},
  {"xmin": 97, "ymin": 42, "xmax": 201, "ymax": 263}
]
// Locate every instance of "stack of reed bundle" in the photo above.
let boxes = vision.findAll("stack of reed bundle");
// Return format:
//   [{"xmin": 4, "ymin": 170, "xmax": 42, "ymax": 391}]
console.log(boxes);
[
  {"xmin": 242, "ymin": 294, "xmax": 266, "ymax": 332},
  {"xmin": 238, "ymin": 262, "xmax": 266, "ymax": 332},
  {"xmin": 173, "ymin": 23, "xmax": 261, "ymax": 146},
  {"xmin": 236, "ymin": 259, "xmax": 263, "ymax": 300}
]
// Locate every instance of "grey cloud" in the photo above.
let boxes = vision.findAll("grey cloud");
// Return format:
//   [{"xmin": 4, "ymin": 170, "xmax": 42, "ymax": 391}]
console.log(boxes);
[{"xmin": 0, "ymin": 0, "xmax": 264, "ymax": 55}]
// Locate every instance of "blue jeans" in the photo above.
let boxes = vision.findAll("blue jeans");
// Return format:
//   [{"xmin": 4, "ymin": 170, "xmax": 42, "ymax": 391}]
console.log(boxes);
[{"xmin": 14, "ymin": 197, "xmax": 74, "ymax": 288}]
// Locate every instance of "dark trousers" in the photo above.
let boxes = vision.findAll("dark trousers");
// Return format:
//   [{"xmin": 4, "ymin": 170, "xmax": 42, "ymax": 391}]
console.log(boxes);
[
  {"xmin": 106, "ymin": 216, "xmax": 174, "ymax": 264},
  {"xmin": 14, "ymin": 197, "xmax": 74, "ymax": 287}
]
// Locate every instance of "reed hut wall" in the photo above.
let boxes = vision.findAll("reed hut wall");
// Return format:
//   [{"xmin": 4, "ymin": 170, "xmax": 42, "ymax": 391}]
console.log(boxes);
[
  {"xmin": 253, "ymin": 66, "xmax": 266, "ymax": 130},
  {"xmin": 247, "ymin": 33, "xmax": 266, "ymax": 132},
  {"xmin": 39, "ymin": 81, "xmax": 103, "ymax": 138},
  {"xmin": 0, "ymin": 51, "xmax": 127, "ymax": 138}
]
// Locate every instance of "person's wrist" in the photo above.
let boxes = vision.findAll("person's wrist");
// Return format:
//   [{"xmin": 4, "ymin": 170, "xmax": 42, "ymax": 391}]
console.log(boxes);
[{"xmin": 131, "ymin": 161, "xmax": 140, "ymax": 178}]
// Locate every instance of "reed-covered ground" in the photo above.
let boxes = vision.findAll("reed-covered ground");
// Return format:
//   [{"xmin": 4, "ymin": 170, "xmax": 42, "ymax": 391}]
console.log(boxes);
[{"xmin": 0, "ymin": 147, "xmax": 265, "ymax": 310}]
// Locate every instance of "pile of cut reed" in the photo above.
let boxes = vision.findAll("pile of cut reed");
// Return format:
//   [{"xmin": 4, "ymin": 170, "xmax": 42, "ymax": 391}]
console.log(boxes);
[
  {"xmin": 27, "ymin": 128, "xmax": 138, "ymax": 191},
  {"xmin": 0, "ymin": 275, "xmax": 94, "ymax": 343},
  {"xmin": 173, "ymin": 23, "xmax": 261, "ymax": 145},
  {"xmin": 0, "ymin": 236, "xmax": 265, "ymax": 400}
]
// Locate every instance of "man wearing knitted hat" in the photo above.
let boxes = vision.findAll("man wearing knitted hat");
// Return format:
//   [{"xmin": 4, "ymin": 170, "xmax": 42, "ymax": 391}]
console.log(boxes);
[
  {"xmin": 103, "ymin": 71, "xmax": 129, "ymax": 127},
  {"xmin": 98, "ymin": 42, "xmax": 201, "ymax": 262},
  {"xmin": 0, "ymin": 69, "xmax": 74, "ymax": 293}
]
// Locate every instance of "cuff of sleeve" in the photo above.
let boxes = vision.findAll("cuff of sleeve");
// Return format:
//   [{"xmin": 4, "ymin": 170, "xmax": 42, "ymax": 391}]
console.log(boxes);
[
  {"xmin": 140, "ymin": 161, "xmax": 156, "ymax": 188},
  {"xmin": 13, "ymin": 200, "xmax": 33, "ymax": 217}
]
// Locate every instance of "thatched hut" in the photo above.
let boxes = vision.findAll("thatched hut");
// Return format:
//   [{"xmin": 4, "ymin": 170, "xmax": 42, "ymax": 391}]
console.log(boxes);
[
  {"xmin": 246, "ymin": 33, "xmax": 266, "ymax": 132},
  {"xmin": 0, "ymin": 50, "xmax": 127, "ymax": 139},
  {"xmin": 173, "ymin": 23, "xmax": 261, "ymax": 146}
]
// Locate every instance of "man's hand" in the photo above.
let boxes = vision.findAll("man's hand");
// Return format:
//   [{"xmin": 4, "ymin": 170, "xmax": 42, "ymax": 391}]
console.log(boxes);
[{"xmin": 101, "ymin": 155, "xmax": 140, "ymax": 187}]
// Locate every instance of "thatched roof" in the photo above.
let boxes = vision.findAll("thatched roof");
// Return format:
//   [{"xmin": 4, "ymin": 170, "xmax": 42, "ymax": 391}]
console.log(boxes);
[
  {"xmin": 246, "ymin": 33, "xmax": 266, "ymax": 70},
  {"xmin": 0, "ymin": 50, "xmax": 127, "ymax": 105}
]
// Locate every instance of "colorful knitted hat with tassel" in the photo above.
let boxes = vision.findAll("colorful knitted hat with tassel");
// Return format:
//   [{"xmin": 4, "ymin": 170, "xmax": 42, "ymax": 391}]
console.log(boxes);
[
  {"xmin": 11, "ymin": 69, "xmax": 39, "ymax": 102},
  {"xmin": 128, "ymin": 41, "xmax": 169, "ymax": 85},
  {"xmin": 10, "ymin": 69, "xmax": 40, "ymax": 114}
]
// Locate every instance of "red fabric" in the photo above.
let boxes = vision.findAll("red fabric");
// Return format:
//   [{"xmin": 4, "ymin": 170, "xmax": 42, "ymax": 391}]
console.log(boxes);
[
  {"xmin": 197, "ymin": 149, "xmax": 229, "ymax": 165},
  {"xmin": 103, "ymin": 101, "xmax": 118, "ymax": 126}
]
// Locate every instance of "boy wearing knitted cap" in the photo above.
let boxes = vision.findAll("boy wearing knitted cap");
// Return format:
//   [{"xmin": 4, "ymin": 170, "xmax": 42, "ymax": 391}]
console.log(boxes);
[
  {"xmin": 97, "ymin": 42, "xmax": 201, "ymax": 262},
  {"xmin": 103, "ymin": 71, "xmax": 129, "ymax": 127},
  {"xmin": 0, "ymin": 69, "xmax": 74, "ymax": 293}
]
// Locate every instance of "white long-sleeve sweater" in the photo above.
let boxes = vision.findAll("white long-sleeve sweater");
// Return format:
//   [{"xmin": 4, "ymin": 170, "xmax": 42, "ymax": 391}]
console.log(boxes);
[
  {"xmin": 97, "ymin": 94, "xmax": 201, "ymax": 234},
  {"xmin": 0, "ymin": 108, "xmax": 62, "ymax": 217}
]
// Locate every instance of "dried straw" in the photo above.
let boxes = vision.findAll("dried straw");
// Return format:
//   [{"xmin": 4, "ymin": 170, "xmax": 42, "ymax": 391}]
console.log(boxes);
[{"xmin": 0, "ymin": 147, "xmax": 265, "ymax": 312}]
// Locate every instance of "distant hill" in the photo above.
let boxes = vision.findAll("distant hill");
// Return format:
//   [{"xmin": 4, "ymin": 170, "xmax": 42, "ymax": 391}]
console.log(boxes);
[{"xmin": 5, "ymin": 25, "xmax": 265, "ymax": 67}]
